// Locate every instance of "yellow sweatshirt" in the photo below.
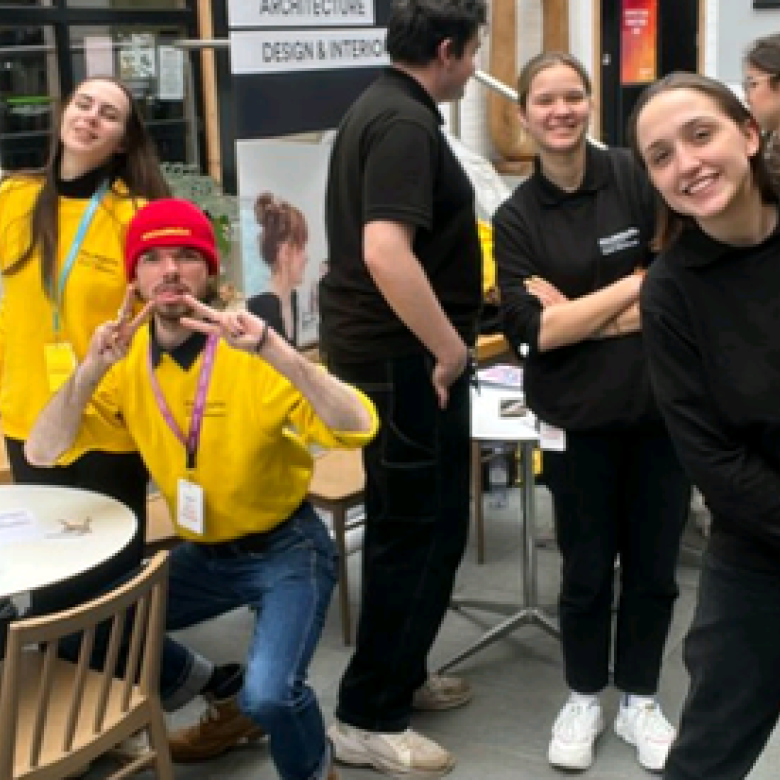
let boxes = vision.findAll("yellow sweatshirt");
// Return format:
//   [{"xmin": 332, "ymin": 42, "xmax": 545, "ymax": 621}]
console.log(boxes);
[
  {"xmin": 0, "ymin": 176, "xmax": 143, "ymax": 462},
  {"xmin": 92, "ymin": 328, "xmax": 378, "ymax": 541}
]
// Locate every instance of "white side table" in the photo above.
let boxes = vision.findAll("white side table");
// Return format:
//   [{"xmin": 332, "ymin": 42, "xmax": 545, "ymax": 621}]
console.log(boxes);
[
  {"xmin": 439, "ymin": 386, "xmax": 559, "ymax": 673},
  {"xmin": 0, "ymin": 486, "xmax": 137, "ymax": 598}
]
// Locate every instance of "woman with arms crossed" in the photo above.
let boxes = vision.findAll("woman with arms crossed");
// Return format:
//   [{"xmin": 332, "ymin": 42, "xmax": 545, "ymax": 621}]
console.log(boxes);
[{"xmin": 494, "ymin": 52, "xmax": 690, "ymax": 773}]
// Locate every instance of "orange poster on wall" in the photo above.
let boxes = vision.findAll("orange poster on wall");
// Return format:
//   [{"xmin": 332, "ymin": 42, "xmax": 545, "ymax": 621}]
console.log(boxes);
[{"xmin": 621, "ymin": 0, "xmax": 658, "ymax": 85}]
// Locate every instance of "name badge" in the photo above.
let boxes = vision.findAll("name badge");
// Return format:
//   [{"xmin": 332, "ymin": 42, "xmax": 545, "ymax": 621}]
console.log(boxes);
[
  {"xmin": 177, "ymin": 478, "xmax": 204, "ymax": 535},
  {"xmin": 539, "ymin": 422, "xmax": 566, "ymax": 452},
  {"xmin": 44, "ymin": 342, "xmax": 77, "ymax": 393}
]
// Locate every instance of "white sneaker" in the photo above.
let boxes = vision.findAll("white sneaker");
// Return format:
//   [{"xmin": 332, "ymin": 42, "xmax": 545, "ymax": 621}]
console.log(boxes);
[
  {"xmin": 328, "ymin": 719, "xmax": 455, "ymax": 778},
  {"xmin": 547, "ymin": 699, "xmax": 605, "ymax": 770},
  {"xmin": 614, "ymin": 700, "xmax": 676, "ymax": 772}
]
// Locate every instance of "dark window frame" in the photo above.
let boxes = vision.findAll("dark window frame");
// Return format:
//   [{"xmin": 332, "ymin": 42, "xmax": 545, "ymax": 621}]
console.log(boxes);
[{"xmin": 0, "ymin": 0, "xmax": 204, "ymax": 172}]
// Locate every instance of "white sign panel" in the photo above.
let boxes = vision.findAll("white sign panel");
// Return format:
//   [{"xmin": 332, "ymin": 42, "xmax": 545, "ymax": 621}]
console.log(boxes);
[
  {"xmin": 84, "ymin": 35, "xmax": 115, "ymax": 78},
  {"xmin": 118, "ymin": 33, "xmax": 156, "ymax": 80},
  {"xmin": 231, "ymin": 28, "xmax": 387, "ymax": 74},
  {"xmin": 236, "ymin": 138, "xmax": 333, "ymax": 347},
  {"xmin": 158, "ymin": 45, "xmax": 185, "ymax": 100},
  {"xmin": 228, "ymin": 0, "xmax": 375, "ymax": 28}
]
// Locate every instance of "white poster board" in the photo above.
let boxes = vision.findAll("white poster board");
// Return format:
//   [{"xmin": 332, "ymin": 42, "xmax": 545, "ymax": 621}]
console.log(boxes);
[{"xmin": 235, "ymin": 138, "xmax": 333, "ymax": 348}]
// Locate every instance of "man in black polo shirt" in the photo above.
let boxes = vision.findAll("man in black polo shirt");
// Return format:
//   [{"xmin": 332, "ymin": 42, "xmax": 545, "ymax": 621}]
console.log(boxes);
[{"xmin": 320, "ymin": 0, "xmax": 486, "ymax": 776}]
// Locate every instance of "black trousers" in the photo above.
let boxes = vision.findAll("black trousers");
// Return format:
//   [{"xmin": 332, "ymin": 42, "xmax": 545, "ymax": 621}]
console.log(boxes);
[
  {"xmin": 542, "ymin": 428, "xmax": 690, "ymax": 695},
  {"xmin": 4, "ymin": 437, "xmax": 148, "ymax": 616},
  {"xmin": 664, "ymin": 553, "xmax": 780, "ymax": 780},
  {"xmin": 328, "ymin": 353, "xmax": 471, "ymax": 732}
]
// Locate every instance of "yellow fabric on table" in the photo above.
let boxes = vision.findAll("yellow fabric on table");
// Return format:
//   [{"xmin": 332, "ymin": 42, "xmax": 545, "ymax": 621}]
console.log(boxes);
[{"xmin": 478, "ymin": 219, "xmax": 497, "ymax": 301}]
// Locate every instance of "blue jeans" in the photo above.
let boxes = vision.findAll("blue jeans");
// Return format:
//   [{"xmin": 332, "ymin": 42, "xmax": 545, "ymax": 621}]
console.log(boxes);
[{"xmin": 160, "ymin": 502, "xmax": 338, "ymax": 780}]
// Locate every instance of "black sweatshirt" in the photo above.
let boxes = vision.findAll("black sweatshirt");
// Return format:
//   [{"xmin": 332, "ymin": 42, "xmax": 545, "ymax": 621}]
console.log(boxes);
[
  {"xmin": 494, "ymin": 144, "xmax": 662, "ymax": 432},
  {"xmin": 641, "ymin": 208, "xmax": 780, "ymax": 570}
]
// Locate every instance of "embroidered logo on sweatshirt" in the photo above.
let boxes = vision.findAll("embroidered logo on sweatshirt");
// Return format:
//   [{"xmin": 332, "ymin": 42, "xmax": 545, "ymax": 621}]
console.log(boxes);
[{"xmin": 598, "ymin": 227, "xmax": 640, "ymax": 255}]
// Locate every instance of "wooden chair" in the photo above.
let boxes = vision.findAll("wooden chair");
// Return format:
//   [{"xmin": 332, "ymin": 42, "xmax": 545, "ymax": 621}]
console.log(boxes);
[
  {"xmin": 307, "ymin": 449, "xmax": 366, "ymax": 646},
  {"xmin": 0, "ymin": 552, "xmax": 173, "ymax": 780}
]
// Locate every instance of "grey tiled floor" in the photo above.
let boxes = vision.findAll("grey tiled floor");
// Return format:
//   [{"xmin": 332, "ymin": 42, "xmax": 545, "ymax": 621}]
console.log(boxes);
[{"xmin": 94, "ymin": 487, "xmax": 780, "ymax": 778}]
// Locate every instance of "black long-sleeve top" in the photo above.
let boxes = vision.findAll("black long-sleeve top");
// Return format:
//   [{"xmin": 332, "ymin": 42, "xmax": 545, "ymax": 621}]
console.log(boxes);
[
  {"xmin": 246, "ymin": 290, "xmax": 298, "ymax": 347},
  {"xmin": 641, "ymin": 208, "xmax": 780, "ymax": 570},
  {"xmin": 494, "ymin": 144, "xmax": 661, "ymax": 432}
]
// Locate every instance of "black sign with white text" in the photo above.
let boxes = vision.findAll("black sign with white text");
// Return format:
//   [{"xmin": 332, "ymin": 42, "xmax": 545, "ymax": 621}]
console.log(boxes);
[{"xmin": 229, "ymin": 0, "xmax": 392, "ymax": 138}]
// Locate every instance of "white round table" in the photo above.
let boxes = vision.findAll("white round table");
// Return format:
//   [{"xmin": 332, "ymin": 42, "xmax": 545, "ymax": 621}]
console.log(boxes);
[{"xmin": 0, "ymin": 485, "xmax": 137, "ymax": 598}]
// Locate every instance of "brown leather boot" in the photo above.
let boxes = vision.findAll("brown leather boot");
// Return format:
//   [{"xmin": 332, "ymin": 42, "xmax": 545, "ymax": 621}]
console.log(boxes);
[{"xmin": 168, "ymin": 695, "xmax": 265, "ymax": 763}]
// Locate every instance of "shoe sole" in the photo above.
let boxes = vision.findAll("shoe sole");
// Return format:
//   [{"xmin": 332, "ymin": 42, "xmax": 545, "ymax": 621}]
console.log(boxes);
[
  {"xmin": 170, "ymin": 728, "xmax": 266, "ymax": 764},
  {"xmin": 331, "ymin": 739, "xmax": 455, "ymax": 779},
  {"xmin": 614, "ymin": 719, "xmax": 666, "ymax": 773},
  {"xmin": 547, "ymin": 717, "xmax": 605, "ymax": 771},
  {"xmin": 412, "ymin": 690, "xmax": 473, "ymax": 712}
]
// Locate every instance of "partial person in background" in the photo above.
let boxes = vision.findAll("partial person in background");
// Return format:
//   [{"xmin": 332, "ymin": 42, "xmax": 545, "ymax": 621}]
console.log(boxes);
[
  {"xmin": 247, "ymin": 192, "xmax": 309, "ymax": 346},
  {"xmin": 494, "ymin": 52, "xmax": 690, "ymax": 773},
  {"xmin": 320, "ymin": 0, "xmax": 487, "ymax": 776},
  {"xmin": 631, "ymin": 71, "xmax": 780, "ymax": 780},
  {"xmin": 0, "ymin": 76, "xmax": 169, "ymax": 623},
  {"xmin": 743, "ymin": 33, "xmax": 780, "ymax": 164}
]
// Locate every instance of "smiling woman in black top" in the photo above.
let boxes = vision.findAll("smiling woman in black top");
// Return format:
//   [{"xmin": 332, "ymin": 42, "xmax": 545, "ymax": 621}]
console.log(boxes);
[
  {"xmin": 631, "ymin": 71, "xmax": 780, "ymax": 780},
  {"xmin": 494, "ymin": 52, "xmax": 690, "ymax": 774}
]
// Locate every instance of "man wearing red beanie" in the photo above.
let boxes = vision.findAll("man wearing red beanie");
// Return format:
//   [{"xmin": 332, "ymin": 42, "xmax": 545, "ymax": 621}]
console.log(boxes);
[{"xmin": 25, "ymin": 198, "xmax": 377, "ymax": 780}]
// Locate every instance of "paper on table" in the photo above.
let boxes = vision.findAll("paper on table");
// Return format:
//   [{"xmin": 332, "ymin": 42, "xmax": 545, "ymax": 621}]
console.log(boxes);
[
  {"xmin": 477, "ymin": 364, "xmax": 524, "ymax": 389},
  {"xmin": 0, "ymin": 508, "xmax": 42, "ymax": 544}
]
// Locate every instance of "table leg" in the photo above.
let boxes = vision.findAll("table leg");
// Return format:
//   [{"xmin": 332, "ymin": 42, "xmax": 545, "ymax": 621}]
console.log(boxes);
[{"xmin": 439, "ymin": 442, "xmax": 559, "ymax": 674}]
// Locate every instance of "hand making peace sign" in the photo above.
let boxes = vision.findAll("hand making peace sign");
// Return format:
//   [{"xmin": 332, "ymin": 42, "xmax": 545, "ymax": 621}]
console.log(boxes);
[
  {"xmin": 179, "ymin": 295, "xmax": 271, "ymax": 354},
  {"xmin": 87, "ymin": 284, "xmax": 154, "ymax": 370}
]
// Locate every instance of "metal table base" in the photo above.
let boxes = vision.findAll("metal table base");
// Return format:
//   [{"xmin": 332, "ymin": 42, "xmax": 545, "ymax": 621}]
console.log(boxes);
[{"xmin": 439, "ymin": 441, "xmax": 560, "ymax": 673}]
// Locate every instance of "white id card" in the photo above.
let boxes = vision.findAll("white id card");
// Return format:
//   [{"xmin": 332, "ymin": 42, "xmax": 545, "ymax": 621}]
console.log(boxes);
[
  {"xmin": 177, "ymin": 478, "xmax": 204, "ymax": 535},
  {"xmin": 539, "ymin": 422, "xmax": 567, "ymax": 452}
]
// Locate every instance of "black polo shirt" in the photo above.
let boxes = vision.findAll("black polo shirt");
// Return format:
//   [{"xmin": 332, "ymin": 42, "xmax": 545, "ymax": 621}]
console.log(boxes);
[
  {"xmin": 641, "ymin": 208, "xmax": 780, "ymax": 569},
  {"xmin": 494, "ymin": 144, "xmax": 660, "ymax": 431},
  {"xmin": 320, "ymin": 67, "xmax": 482, "ymax": 363}
]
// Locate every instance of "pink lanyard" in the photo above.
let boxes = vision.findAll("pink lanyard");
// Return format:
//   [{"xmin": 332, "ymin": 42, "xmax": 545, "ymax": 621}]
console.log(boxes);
[{"xmin": 147, "ymin": 335, "xmax": 219, "ymax": 471}]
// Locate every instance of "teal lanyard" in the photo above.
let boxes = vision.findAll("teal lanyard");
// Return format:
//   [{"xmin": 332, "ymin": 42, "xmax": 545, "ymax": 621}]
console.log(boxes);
[{"xmin": 52, "ymin": 180, "xmax": 109, "ymax": 336}]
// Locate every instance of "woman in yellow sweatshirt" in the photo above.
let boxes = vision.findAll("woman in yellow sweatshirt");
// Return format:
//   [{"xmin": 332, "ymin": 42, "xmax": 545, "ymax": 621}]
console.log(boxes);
[{"xmin": 0, "ymin": 77, "xmax": 169, "ymax": 618}]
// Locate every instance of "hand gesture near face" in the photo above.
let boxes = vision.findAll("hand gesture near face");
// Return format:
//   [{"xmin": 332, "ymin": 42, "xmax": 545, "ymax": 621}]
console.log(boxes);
[
  {"xmin": 86, "ymin": 284, "xmax": 154, "ymax": 371},
  {"xmin": 179, "ymin": 295, "xmax": 270, "ymax": 353}
]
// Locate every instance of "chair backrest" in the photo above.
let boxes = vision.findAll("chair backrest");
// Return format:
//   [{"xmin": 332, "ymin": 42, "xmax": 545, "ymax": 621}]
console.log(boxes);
[{"xmin": 0, "ymin": 551, "xmax": 169, "ymax": 778}]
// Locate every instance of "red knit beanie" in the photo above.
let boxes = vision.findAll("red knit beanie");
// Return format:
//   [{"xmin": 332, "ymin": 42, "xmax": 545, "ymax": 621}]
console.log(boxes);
[{"xmin": 125, "ymin": 199, "xmax": 220, "ymax": 280}]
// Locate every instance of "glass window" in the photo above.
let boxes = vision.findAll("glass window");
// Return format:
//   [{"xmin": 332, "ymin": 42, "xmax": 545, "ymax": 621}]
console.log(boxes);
[
  {"xmin": 0, "ymin": 26, "xmax": 59, "ymax": 170},
  {"xmin": 69, "ymin": 25, "xmax": 197, "ymax": 165}
]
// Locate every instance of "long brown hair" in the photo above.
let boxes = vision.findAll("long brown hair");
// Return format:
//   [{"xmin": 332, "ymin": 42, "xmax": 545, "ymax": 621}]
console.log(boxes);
[
  {"xmin": 254, "ymin": 192, "xmax": 308, "ymax": 269},
  {"xmin": 627, "ymin": 71, "xmax": 779, "ymax": 252},
  {"xmin": 3, "ymin": 76, "xmax": 170, "ymax": 293}
]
